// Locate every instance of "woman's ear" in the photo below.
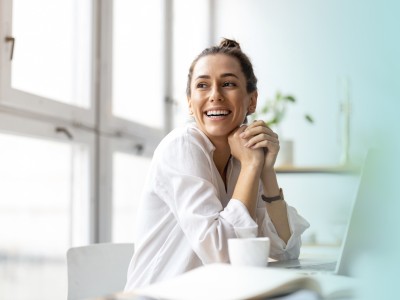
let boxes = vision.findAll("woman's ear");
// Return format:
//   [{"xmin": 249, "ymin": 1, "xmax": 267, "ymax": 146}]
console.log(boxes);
[
  {"xmin": 187, "ymin": 96, "xmax": 193, "ymax": 115},
  {"xmin": 247, "ymin": 91, "xmax": 258, "ymax": 114}
]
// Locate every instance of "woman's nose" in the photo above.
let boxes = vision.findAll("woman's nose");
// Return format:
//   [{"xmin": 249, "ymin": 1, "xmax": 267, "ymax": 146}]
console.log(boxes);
[{"xmin": 210, "ymin": 86, "xmax": 224, "ymax": 102}]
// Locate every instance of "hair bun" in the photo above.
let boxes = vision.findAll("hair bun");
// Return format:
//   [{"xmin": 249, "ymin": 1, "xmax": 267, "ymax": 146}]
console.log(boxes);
[{"xmin": 219, "ymin": 38, "xmax": 241, "ymax": 50}]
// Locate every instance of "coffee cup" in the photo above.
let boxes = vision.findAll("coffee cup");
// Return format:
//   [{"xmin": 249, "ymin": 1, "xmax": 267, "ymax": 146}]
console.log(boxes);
[{"xmin": 228, "ymin": 237, "xmax": 270, "ymax": 267}]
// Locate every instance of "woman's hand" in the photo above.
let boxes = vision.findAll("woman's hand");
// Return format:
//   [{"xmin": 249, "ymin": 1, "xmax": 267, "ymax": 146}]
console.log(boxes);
[
  {"xmin": 229, "ymin": 125, "xmax": 264, "ymax": 219},
  {"xmin": 228, "ymin": 125, "xmax": 264, "ymax": 167},
  {"xmin": 239, "ymin": 120, "xmax": 280, "ymax": 170}
]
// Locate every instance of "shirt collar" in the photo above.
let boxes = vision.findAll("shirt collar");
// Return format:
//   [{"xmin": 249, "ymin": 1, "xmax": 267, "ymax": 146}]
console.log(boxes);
[{"xmin": 188, "ymin": 122, "xmax": 216, "ymax": 153}]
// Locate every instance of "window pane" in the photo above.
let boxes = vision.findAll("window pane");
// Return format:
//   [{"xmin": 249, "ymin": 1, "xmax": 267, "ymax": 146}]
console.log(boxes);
[
  {"xmin": 0, "ymin": 133, "xmax": 90, "ymax": 300},
  {"xmin": 11, "ymin": 0, "xmax": 92, "ymax": 107},
  {"xmin": 112, "ymin": 152, "xmax": 151, "ymax": 243},
  {"xmin": 172, "ymin": 0, "xmax": 211, "ymax": 128},
  {"xmin": 112, "ymin": 0, "xmax": 164, "ymax": 129}
]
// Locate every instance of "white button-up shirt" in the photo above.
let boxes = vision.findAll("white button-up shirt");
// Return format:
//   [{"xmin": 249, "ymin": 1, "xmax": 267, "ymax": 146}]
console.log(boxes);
[{"xmin": 125, "ymin": 123, "xmax": 309, "ymax": 290}]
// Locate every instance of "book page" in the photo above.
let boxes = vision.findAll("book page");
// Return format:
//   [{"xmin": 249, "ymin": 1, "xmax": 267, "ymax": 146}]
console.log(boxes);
[{"xmin": 119, "ymin": 263, "xmax": 322, "ymax": 300}]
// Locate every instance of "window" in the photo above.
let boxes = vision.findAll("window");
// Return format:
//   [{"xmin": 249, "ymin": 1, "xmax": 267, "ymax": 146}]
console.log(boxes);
[
  {"xmin": 171, "ymin": 0, "xmax": 213, "ymax": 128},
  {"xmin": 11, "ymin": 0, "xmax": 92, "ymax": 107},
  {"xmin": 0, "ymin": 114, "xmax": 93, "ymax": 300},
  {"xmin": 97, "ymin": 135, "xmax": 153, "ymax": 243},
  {"xmin": 112, "ymin": 0, "xmax": 165, "ymax": 129},
  {"xmin": 112, "ymin": 151, "xmax": 151, "ymax": 243},
  {"xmin": 98, "ymin": 0, "xmax": 168, "ymax": 142},
  {"xmin": 0, "ymin": 0, "xmax": 213, "ymax": 297},
  {"xmin": 0, "ymin": 0, "xmax": 172, "ymax": 298},
  {"xmin": 0, "ymin": 0, "xmax": 95, "ymax": 125}
]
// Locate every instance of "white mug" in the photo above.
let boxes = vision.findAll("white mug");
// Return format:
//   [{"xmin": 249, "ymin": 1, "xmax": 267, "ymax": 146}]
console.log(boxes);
[{"xmin": 228, "ymin": 237, "xmax": 270, "ymax": 267}]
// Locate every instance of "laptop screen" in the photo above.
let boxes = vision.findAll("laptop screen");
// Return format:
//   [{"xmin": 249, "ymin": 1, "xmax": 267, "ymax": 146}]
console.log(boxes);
[{"xmin": 336, "ymin": 148, "xmax": 392, "ymax": 276}]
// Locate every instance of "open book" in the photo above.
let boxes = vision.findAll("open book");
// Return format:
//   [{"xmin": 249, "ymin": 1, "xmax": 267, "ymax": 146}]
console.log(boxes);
[{"xmin": 116, "ymin": 263, "xmax": 358, "ymax": 300}]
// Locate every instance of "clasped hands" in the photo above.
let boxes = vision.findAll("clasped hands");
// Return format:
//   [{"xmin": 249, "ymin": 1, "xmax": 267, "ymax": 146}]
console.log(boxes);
[{"xmin": 228, "ymin": 120, "xmax": 279, "ymax": 170}]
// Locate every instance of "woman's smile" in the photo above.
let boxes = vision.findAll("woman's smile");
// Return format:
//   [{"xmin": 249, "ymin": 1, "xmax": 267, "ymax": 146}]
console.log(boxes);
[{"xmin": 204, "ymin": 108, "xmax": 232, "ymax": 120}]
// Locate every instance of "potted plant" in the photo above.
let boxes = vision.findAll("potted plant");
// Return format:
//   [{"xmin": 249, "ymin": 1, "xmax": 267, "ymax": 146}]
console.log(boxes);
[{"xmin": 251, "ymin": 91, "xmax": 314, "ymax": 167}]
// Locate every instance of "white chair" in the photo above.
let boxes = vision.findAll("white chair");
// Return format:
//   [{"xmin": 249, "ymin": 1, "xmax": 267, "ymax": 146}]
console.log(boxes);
[{"xmin": 66, "ymin": 243, "xmax": 134, "ymax": 300}]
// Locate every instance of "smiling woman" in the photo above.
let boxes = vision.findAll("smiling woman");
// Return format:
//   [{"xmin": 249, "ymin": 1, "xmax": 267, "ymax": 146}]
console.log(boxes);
[{"xmin": 124, "ymin": 38, "xmax": 310, "ymax": 291}]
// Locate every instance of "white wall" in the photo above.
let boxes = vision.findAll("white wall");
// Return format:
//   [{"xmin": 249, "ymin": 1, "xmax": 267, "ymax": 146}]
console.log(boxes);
[
  {"xmin": 211, "ymin": 0, "xmax": 399, "ymax": 245},
  {"xmin": 213, "ymin": 0, "xmax": 399, "ymax": 166}
]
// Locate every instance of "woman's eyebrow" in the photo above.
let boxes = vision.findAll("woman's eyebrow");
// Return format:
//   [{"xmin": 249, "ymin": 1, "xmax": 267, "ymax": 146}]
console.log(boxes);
[
  {"xmin": 220, "ymin": 73, "xmax": 239, "ymax": 79},
  {"xmin": 195, "ymin": 75, "xmax": 211, "ymax": 80},
  {"xmin": 195, "ymin": 73, "xmax": 239, "ymax": 80}
]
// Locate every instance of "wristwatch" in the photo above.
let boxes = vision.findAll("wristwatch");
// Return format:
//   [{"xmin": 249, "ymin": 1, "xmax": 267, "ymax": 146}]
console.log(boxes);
[{"xmin": 261, "ymin": 188, "xmax": 284, "ymax": 203}]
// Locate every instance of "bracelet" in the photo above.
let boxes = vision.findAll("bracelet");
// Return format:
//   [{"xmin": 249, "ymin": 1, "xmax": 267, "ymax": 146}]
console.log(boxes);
[{"xmin": 261, "ymin": 188, "xmax": 284, "ymax": 203}]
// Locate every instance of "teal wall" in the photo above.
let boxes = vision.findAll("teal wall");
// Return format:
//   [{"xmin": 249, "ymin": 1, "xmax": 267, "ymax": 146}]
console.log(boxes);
[
  {"xmin": 214, "ymin": 0, "xmax": 399, "ymax": 166},
  {"xmin": 214, "ymin": 1, "xmax": 399, "ymax": 297}
]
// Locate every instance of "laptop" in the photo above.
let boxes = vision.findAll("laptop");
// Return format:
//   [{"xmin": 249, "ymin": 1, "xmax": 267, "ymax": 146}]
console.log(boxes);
[{"xmin": 270, "ymin": 149, "xmax": 380, "ymax": 276}]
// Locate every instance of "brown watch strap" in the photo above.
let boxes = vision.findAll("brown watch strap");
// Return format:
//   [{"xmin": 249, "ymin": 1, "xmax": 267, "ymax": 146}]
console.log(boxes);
[{"xmin": 261, "ymin": 188, "xmax": 284, "ymax": 203}]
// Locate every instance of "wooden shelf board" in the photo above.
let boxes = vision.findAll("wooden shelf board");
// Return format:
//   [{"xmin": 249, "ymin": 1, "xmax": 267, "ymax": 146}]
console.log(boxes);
[{"xmin": 275, "ymin": 165, "xmax": 360, "ymax": 174}]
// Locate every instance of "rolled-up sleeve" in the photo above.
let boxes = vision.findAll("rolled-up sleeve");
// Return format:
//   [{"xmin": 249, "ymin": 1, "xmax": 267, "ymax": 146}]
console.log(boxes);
[
  {"xmin": 220, "ymin": 199, "xmax": 258, "ymax": 238},
  {"xmin": 257, "ymin": 202, "xmax": 310, "ymax": 260}
]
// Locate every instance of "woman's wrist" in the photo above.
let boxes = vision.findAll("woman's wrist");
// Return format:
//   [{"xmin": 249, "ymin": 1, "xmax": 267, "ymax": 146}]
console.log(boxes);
[
  {"xmin": 262, "ymin": 165, "xmax": 276, "ymax": 178},
  {"xmin": 261, "ymin": 167, "xmax": 280, "ymax": 196},
  {"xmin": 241, "ymin": 161, "xmax": 264, "ymax": 173},
  {"xmin": 236, "ymin": 158, "xmax": 263, "ymax": 180}
]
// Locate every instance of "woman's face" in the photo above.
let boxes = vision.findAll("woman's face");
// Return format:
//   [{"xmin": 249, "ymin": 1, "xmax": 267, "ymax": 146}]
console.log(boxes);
[{"xmin": 188, "ymin": 54, "xmax": 257, "ymax": 143}]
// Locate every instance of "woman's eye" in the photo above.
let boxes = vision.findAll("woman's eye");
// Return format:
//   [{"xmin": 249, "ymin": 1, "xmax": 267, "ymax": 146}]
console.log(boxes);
[
  {"xmin": 223, "ymin": 81, "xmax": 236, "ymax": 87},
  {"xmin": 196, "ymin": 83, "xmax": 207, "ymax": 88}
]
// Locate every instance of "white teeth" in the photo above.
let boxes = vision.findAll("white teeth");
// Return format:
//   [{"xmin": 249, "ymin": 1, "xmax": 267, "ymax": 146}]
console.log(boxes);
[{"xmin": 206, "ymin": 110, "xmax": 230, "ymax": 116}]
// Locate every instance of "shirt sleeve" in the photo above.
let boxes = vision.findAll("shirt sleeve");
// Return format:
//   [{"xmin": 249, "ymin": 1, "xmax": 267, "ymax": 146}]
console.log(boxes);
[
  {"xmin": 256, "ymin": 196, "xmax": 310, "ymax": 260},
  {"xmin": 153, "ymin": 133, "xmax": 258, "ymax": 264}
]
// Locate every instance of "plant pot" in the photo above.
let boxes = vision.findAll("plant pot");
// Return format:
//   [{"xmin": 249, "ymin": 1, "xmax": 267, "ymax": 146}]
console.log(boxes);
[{"xmin": 275, "ymin": 139, "xmax": 294, "ymax": 167}]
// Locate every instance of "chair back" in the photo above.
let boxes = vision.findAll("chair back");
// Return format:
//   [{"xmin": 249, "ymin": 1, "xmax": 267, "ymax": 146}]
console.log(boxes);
[{"xmin": 67, "ymin": 243, "xmax": 134, "ymax": 300}]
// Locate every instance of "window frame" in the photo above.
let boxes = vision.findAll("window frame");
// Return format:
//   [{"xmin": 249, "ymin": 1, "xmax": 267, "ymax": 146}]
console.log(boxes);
[
  {"xmin": 0, "ymin": 0, "xmax": 173, "ymax": 243},
  {"xmin": 98, "ymin": 0, "xmax": 172, "ymax": 145},
  {"xmin": 0, "ymin": 0, "xmax": 98, "ymax": 127},
  {"xmin": 98, "ymin": 134, "xmax": 153, "ymax": 242},
  {"xmin": 0, "ymin": 111, "xmax": 97, "ymax": 245}
]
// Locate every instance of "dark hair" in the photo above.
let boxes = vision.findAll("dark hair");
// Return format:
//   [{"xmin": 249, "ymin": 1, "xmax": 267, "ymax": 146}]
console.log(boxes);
[{"xmin": 186, "ymin": 38, "xmax": 258, "ymax": 97}]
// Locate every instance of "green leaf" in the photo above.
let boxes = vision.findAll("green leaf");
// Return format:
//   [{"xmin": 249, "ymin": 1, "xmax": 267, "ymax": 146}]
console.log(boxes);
[
  {"xmin": 275, "ymin": 110, "xmax": 284, "ymax": 123},
  {"xmin": 284, "ymin": 95, "xmax": 296, "ymax": 102},
  {"xmin": 266, "ymin": 117, "xmax": 278, "ymax": 126},
  {"xmin": 261, "ymin": 106, "xmax": 269, "ymax": 114},
  {"xmin": 305, "ymin": 114, "xmax": 314, "ymax": 123}
]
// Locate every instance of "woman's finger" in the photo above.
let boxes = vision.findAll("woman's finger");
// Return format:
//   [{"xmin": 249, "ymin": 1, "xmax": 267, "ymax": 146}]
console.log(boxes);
[
  {"xmin": 244, "ymin": 133, "xmax": 279, "ymax": 148},
  {"xmin": 241, "ymin": 121, "xmax": 278, "ymax": 139},
  {"xmin": 250, "ymin": 139, "xmax": 280, "ymax": 154}
]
